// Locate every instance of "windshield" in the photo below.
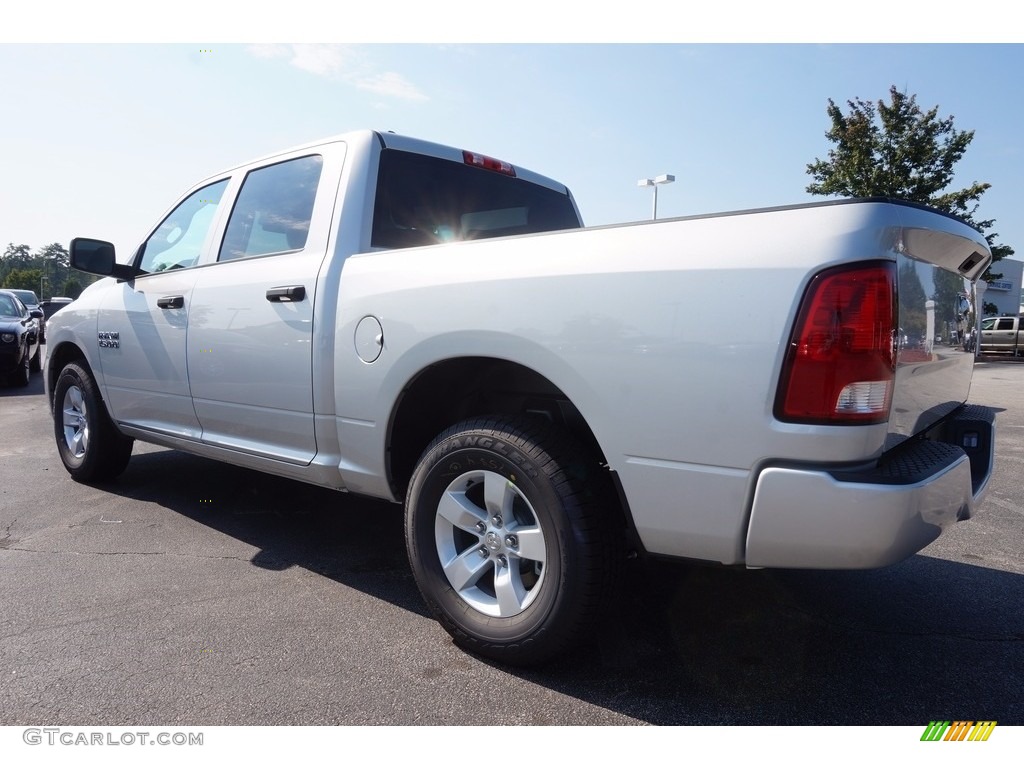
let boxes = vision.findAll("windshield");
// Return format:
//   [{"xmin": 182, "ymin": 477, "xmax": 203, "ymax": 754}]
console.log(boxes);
[
  {"xmin": 10, "ymin": 289, "xmax": 39, "ymax": 307},
  {"xmin": 0, "ymin": 294, "xmax": 23, "ymax": 317}
]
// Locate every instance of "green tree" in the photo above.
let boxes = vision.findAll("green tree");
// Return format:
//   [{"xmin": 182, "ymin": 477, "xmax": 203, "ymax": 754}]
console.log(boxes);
[
  {"xmin": 806, "ymin": 86, "xmax": 1013, "ymax": 268},
  {"xmin": 35, "ymin": 242, "xmax": 70, "ymax": 298},
  {"xmin": 62, "ymin": 277, "xmax": 83, "ymax": 299},
  {"xmin": 1, "ymin": 243, "xmax": 34, "ymax": 286},
  {"xmin": 2, "ymin": 267, "xmax": 44, "ymax": 292},
  {"xmin": 2, "ymin": 243, "xmax": 33, "ymax": 268}
]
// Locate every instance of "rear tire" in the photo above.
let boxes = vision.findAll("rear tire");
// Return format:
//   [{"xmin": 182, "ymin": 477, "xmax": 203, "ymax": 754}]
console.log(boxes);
[
  {"xmin": 405, "ymin": 415, "xmax": 615, "ymax": 665},
  {"xmin": 53, "ymin": 361, "xmax": 134, "ymax": 482}
]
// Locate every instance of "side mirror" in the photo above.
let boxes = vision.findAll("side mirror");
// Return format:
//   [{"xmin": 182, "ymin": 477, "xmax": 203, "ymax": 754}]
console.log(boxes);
[
  {"xmin": 29, "ymin": 308, "xmax": 44, "ymax": 319},
  {"xmin": 70, "ymin": 238, "xmax": 138, "ymax": 281}
]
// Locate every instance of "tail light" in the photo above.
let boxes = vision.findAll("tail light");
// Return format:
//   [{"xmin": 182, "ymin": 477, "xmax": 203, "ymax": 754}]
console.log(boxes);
[{"xmin": 776, "ymin": 261, "xmax": 897, "ymax": 425}]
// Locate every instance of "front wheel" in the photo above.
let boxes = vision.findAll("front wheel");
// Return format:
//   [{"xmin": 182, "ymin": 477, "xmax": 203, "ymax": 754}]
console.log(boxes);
[
  {"xmin": 53, "ymin": 361, "xmax": 134, "ymax": 482},
  {"xmin": 11, "ymin": 347, "xmax": 31, "ymax": 387},
  {"xmin": 405, "ymin": 415, "xmax": 615, "ymax": 665}
]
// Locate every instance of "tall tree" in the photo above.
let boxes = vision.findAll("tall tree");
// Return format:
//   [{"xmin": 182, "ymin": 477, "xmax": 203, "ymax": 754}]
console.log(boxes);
[
  {"xmin": 2, "ymin": 243, "xmax": 33, "ymax": 269},
  {"xmin": 806, "ymin": 86, "xmax": 1013, "ymax": 267},
  {"xmin": 35, "ymin": 242, "xmax": 71, "ymax": 298},
  {"xmin": 1, "ymin": 243, "xmax": 34, "ymax": 288}
]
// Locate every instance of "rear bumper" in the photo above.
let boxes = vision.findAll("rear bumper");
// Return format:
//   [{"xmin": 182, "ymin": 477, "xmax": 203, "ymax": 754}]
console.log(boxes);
[{"xmin": 745, "ymin": 405, "xmax": 996, "ymax": 569}]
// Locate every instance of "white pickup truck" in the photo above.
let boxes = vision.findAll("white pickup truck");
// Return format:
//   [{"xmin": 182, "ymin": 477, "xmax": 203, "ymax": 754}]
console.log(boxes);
[{"xmin": 46, "ymin": 130, "xmax": 996, "ymax": 664}]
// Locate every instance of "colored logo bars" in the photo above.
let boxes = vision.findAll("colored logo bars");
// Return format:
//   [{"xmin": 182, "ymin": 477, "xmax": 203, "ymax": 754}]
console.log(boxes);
[{"xmin": 920, "ymin": 721, "xmax": 997, "ymax": 742}]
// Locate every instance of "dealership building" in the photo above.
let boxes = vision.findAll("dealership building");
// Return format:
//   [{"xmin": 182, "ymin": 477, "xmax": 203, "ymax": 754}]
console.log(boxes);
[{"xmin": 983, "ymin": 258, "xmax": 1024, "ymax": 317}]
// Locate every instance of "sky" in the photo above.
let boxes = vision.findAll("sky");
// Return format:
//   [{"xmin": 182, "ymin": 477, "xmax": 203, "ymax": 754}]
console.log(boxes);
[{"xmin": 2, "ymin": 12, "xmax": 1023, "ymax": 270}]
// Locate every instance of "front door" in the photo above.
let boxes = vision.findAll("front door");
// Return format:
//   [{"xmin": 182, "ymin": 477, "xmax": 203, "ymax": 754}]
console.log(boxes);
[{"xmin": 97, "ymin": 178, "xmax": 229, "ymax": 438}]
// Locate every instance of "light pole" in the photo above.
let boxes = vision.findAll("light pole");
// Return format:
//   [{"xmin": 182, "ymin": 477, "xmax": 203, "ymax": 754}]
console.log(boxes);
[
  {"xmin": 638, "ymin": 173, "xmax": 675, "ymax": 220},
  {"xmin": 40, "ymin": 256, "xmax": 50, "ymax": 299}
]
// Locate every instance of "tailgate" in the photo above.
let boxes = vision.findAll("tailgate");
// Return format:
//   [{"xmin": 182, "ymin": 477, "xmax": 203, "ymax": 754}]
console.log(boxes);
[{"xmin": 886, "ymin": 203, "xmax": 991, "ymax": 451}]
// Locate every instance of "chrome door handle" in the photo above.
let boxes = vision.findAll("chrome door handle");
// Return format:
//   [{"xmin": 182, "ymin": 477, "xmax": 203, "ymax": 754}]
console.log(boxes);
[
  {"xmin": 157, "ymin": 295, "xmax": 184, "ymax": 309},
  {"xmin": 266, "ymin": 286, "xmax": 306, "ymax": 302}
]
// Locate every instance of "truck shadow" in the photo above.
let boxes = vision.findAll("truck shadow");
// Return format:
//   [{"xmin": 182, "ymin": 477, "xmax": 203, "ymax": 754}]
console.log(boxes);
[
  {"xmin": 111, "ymin": 448, "xmax": 1024, "ymax": 725},
  {"xmin": 114, "ymin": 446, "xmax": 424, "ymax": 614},
  {"xmin": 536, "ymin": 556, "xmax": 1024, "ymax": 724}
]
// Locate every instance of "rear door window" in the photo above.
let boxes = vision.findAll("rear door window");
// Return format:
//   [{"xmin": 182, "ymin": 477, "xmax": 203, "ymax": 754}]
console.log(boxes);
[{"xmin": 218, "ymin": 155, "xmax": 323, "ymax": 262}]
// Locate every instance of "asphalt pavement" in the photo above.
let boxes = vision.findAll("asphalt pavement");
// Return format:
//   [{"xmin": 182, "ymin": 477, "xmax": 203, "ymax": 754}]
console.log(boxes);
[{"xmin": 1, "ymin": 353, "xmax": 1022, "ymax": 725}]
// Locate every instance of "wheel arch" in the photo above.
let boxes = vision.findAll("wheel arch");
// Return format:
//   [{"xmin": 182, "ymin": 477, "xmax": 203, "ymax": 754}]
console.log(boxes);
[
  {"xmin": 386, "ymin": 357, "xmax": 609, "ymax": 499},
  {"xmin": 46, "ymin": 342, "xmax": 94, "ymax": 411}
]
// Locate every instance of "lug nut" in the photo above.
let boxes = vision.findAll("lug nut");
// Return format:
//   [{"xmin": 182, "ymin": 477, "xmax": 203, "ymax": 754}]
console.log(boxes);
[
  {"xmin": 491, "ymin": 515, "xmax": 503, "ymax": 528},
  {"xmin": 475, "ymin": 521, "xmax": 487, "ymax": 534},
  {"xmin": 505, "ymin": 535, "xmax": 518, "ymax": 548},
  {"xmin": 478, "ymin": 547, "xmax": 489, "ymax": 558},
  {"xmin": 497, "ymin": 555, "xmax": 508, "ymax": 568}
]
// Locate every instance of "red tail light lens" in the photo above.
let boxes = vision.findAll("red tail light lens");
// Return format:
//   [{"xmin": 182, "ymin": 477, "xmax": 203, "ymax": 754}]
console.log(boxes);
[{"xmin": 776, "ymin": 261, "xmax": 897, "ymax": 424}]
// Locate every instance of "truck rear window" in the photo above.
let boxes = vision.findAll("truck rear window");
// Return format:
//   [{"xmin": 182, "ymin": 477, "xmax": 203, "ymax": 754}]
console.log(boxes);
[{"xmin": 371, "ymin": 148, "xmax": 580, "ymax": 249}]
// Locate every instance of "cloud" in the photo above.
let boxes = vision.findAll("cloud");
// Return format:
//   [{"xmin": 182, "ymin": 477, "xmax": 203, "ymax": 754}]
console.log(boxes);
[
  {"xmin": 354, "ymin": 71, "xmax": 428, "ymax": 102},
  {"xmin": 288, "ymin": 44, "xmax": 350, "ymax": 77},
  {"xmin": 247, "ymin": 44, "xmax": 428, "ymax": 102}
]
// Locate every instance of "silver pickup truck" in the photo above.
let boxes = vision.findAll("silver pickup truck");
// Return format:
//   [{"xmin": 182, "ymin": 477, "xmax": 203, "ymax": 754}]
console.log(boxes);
[
  {"xmin": 45, "ymin": 130, "xmax": 996, "ymax": 664},
  {"xmin": 979, "ymin": 315, "xmax": 1024, "ymax": 355}
]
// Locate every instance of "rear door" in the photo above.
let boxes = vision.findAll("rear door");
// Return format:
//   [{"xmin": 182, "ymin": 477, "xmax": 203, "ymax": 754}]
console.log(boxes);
[{"xmin": 186, "ymin": 143, "xmax": 346, "ymax": 464}]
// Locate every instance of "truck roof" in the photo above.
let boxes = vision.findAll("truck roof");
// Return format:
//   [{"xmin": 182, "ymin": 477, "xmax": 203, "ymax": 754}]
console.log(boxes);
[{"xmin": 205, "ymin": 129, "xmax": 572, "ymax": 197}]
